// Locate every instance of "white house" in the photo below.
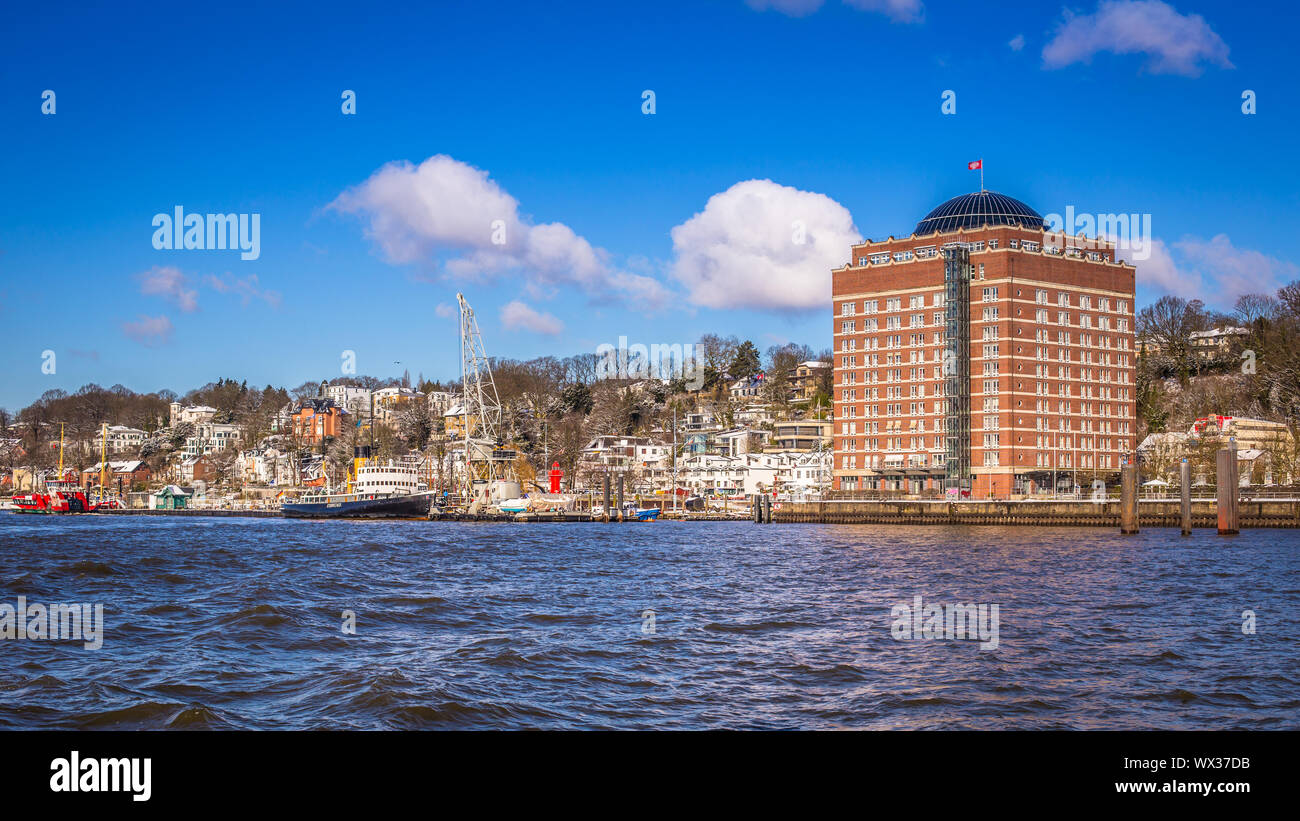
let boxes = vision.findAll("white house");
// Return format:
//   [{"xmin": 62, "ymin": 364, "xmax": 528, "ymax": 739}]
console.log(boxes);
[
  {"xmin": 326, "ymin": 385, "xmax": 373, "ymax": 418},
  {"xmin": 169, "ymin": 403, "xmax": 218, "ymax": 427},
  {"xmin": 95, "ymin": 425, "xmax": 146, "ymax": 454},
  {"xmin": 183, "ymin": 422, "xmax": 242, "ymax": 457}
]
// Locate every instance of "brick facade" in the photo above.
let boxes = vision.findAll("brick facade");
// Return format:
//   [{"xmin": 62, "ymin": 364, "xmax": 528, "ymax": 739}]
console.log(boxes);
[{"xmin": 832, "ymin": 221, "xmax": 1137, "ymax": 497}]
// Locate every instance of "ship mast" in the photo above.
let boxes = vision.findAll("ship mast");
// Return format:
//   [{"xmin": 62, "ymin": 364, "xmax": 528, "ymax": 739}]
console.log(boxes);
[
  {"xmin": 99, "ymin": 422, "xmax": 108, "ymax": 499},
  {"xmin": 457, "ymin": 293, "xmax": 502, "ymax": 498}
]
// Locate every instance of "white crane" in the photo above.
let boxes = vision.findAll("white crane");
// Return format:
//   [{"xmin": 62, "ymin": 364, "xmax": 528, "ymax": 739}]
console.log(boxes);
[
  {"xmin": 457, "ymin": 292, "xmax": 501, "ymax": 445},
  {"xmin": 457, "ymin": 293, "xmax": 510, "ymax": 509}
]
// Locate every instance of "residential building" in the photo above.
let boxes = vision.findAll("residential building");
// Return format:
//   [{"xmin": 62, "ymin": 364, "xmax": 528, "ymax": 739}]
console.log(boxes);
[
  {"xmin": 183, "ymin": 422, "xmax": 242, "ymax": 457},
  {"xmin": 94, "ymin": 425, "xmax": 146, "ymax": 455},
  {"xmin": 292, "ymin": 399, "xmax": 346, "ymax": 445},
  {"xmin": 768, "ymin": 420, "xmax": 832, "ymax": 452},
  {"xmin": 427, "ymin": 391, "xmax": 458, "ymax": 417},
  {"xmin": 179, "ymin": 455, "xmax": 216, "ymax": 485},
  {"xmin": 1189, "ymin": 327, "xmax": 1249, "ymax": 359},
  {"xmin": 729, "ymin": 376, "xmax": 764, "ymax": 400},
  {"xmin": 1189, "ymin": 415, "xmax": 1293, "ymax": 452},
  {"xmin": 581, "ymin": 436, "xmax": 670, "ymax": 469},
  {"xmin": 684, "ymin": 411, "xmax": 718, "ymax": 432},
  {"xmin": 716, "ymin": 428, "xmax": 769, "ymax": 457},
  {"xmin": 169, "ymin": 403, "xmax": 218, "ymax": 427},
  {"xmin": 789, "ymin": 360, "xmax": 830, "ymax": 402},
  {"xmin": 326, "ymin": 385, "xmax": 373, "ymax": 418},
  {"xmin": 79, "ymin": 460, "xmax": 152, "ymax": 491}
]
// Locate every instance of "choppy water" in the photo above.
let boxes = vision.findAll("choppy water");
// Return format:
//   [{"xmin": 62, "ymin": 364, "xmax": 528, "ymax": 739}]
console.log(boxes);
[{"xmin": 0, "ymin": 515, "xmax": 1296, "ymax": 729}]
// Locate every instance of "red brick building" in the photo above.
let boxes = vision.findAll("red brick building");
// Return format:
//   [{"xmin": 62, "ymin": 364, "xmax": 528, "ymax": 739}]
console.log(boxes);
[
  {"xmin": 80, "ymin": 460, "xmax": 152, "ymax": 491},
  {"xmin": 292, "ymin": 398, "xmax": 346, "ymax": 445},
  {"xmin": 831, "ymin": 191, "xmax": 1137, "ymax": 497}
]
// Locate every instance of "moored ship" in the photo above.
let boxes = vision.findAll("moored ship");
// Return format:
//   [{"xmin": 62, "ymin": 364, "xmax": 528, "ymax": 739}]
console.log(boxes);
[
  {"xmin": 12, "ymin": 473, "xmax": 100, "ymax": 513},
  {"xmin": 281, "ymin": 457, "xmax": 434, "ymax": 519},
  {"xmin": 11, "ymin": 423, "xmax": 117, "ymax": 514}
]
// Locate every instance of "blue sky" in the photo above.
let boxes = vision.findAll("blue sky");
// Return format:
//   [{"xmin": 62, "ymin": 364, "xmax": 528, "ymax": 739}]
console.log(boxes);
[{"xmin": 2, "ymin": 0, "xmax": 1297, "ymax": 410}]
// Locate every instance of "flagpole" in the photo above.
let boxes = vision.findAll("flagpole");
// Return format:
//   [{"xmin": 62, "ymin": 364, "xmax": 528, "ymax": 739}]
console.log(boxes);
[{"xmin": 980, "ymin": 158, "xmax": 984, "ymax": 192}]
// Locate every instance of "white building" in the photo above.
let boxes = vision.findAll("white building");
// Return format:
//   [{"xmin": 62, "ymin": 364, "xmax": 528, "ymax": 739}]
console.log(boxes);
[
  {"xmin": 183, "ymin": 422, "xmax": 242, "ymax": 457},
  {"xmin": 715, "ymin": 428, "xmax": 769, "ymax": 457},
  {"xmin": 326, "ymin": 385, "xmax": 373, "ymax": 418},
  {"xmin": 94, "ymin": 425, "xmax": 146, "ymax": 454},
  {"xmin": 641, "ymin": 450, "xmax": 831, "ymax": 497},
  {"xmin": 372, "ymin": 387, "xmax": 424, "ymax": 424},
  {"xmin": 234, "ymin": 446, "xmax": 297, "ymax": 485},
  {"xmin": 427, "ymin": 391, "xmax": 458, "ymax": 416},
  {"xmin": 169, "ymin": 403, "xmax": 218, "ymax": 427},
  {"xmin": 580, "ymin": 436, "xmax": 670, "ymax": 470}
]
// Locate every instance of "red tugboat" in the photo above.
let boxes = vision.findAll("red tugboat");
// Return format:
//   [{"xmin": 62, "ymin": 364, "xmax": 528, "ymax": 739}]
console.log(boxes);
[
  {"xmin": 12, "ymin": 472, "xmax": 100, "ymax": 513},
  {"xmin": 11, "ymin": 423, "xmax": 109, "ymax": 514}
]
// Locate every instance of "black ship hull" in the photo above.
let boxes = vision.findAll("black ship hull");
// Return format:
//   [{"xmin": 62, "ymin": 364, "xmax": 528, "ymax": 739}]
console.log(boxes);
[{"xmin": 281, "ymin": 492, "xmax": 433, "ymax": 519}]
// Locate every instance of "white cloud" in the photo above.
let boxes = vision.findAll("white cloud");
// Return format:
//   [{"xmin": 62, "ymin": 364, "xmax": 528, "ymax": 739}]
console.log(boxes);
[
  {"xmin": 138, "ymin": 265, "xmax": 198, "ymax": 312},
  {"xmin": 669, "ymin": 179, "xmax": 861, "ymax": 311},
  {"xmin": 842, "ymin": 0, "xmax": 924, "ymax": 23},
  {"xmin": 1123, "ymin": 237, "xmax": 1182, "ymax": 292},
  {"xmin": 205, "ymin": 273, "xmax": 281, "ymax": 308},
  {"xmin": 1009, "ymin": 34, "xmax": 1025, "ymax": 52},
  {"xmin": 330, "ymin": 154, "xmax": 669, "ymax": 308},
  {"xmin": 434, "ymin": 302, "xmax": 456, "ymax": 318},
  {"xmin": 122, "ymin": 315, "xmax": 173, "ymax": 346},
  {"xmin": 501, "ymin": 300, "xmax": 564, "ymax": 335},
  {"xmin": 1122, "ymin": 234, "xmax": 1299, "ymax": 305},
  {"xmin": 1042, "ymin": 0, "xmax": 1231, "ymax": 76},
  {"xmin": 746, "ymin": 0, "xmax": 923, "ymax": 22},
  {"xmin": 1174, "ymin": 234, "xmax": 1299, "ymax": 300},
  {"xmin": 746, "ymin": 0, "xmax": 824, "ymax": 15}
]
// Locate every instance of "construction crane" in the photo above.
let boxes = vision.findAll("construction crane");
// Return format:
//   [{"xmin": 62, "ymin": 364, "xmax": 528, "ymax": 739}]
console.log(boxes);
[
  {"xmin": 457, "ymin": 293, "xmax": 517, "ymax": 510},
  {"xmin": 457, "ymin": 292, "xmax": 501, "ymax": 445}
]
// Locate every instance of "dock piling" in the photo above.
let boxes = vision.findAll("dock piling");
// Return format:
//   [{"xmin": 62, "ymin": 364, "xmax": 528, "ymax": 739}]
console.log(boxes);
[
  {"xmin": 616, "ymin": 475, "xmax": 625, "ymax": 522},
  {"xmin": 1216, "ymin": 449, "xmax": 1239, "ymax": 535},
  {"xmin": 1120, "ymin": 462, "xmax": 1139, "ymax": 534},
  {"xmin": 1180, "ymin": 459, "xmax": 1192, "ymax": 536}
]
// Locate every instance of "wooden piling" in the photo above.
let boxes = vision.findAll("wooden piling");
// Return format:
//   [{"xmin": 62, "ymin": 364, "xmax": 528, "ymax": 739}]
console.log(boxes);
[
  {"xmin": 602, "ymin": 474, "xmax": 611, "ymax": 523},
  {"xmin": 1216, "ymin": 448, "xmax": 1239, "ymax": 534},
  {"xmin": 616, "ymin": 474, "xmax": 625, "ymax": 522},
  {"xmin": 1120, "ymin": 462, "xmax": 1139, "ymax": 534},
  {"xmin": 1180, "ymin": 459, "xmax": 1192, "ymax": 536}
]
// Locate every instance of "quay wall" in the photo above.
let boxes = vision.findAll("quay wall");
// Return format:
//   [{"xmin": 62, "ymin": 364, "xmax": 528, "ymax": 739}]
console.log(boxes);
[{"xmin": 771, "ymin": 499, "xmax": 1300, "ymax": 528}]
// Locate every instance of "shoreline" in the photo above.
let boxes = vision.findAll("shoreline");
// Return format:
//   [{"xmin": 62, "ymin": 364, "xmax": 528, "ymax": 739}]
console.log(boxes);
[{"xmin": 6, "ymin": 499, "xmax": 1300, "ymax": 528}]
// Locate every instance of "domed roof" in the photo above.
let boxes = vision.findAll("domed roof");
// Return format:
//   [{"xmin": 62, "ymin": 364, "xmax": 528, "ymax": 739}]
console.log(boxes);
[{"xmin": 914, "ymin": 191, "xmax": 1046, "ymax": 236}]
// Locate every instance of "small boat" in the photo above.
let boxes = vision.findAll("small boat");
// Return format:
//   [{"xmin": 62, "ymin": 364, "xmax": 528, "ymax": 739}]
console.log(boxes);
[{"xmin": 620, "ymin": 504, "xmax": 660, "ymax": 521}]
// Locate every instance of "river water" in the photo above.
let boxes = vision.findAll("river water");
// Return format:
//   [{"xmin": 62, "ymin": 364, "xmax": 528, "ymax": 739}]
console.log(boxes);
[{"xmin": 1, "ymin": 515, "xmax": 1296, "ymax": 729}]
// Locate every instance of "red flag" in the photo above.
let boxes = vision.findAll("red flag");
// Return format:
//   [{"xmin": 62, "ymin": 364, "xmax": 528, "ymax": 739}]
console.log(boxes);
[{"xmin": 968, "ymin": 160, "xmax": 982, "ymax": 170}]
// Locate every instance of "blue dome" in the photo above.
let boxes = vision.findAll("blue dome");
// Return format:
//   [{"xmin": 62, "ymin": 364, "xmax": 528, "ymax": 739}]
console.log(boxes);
[{"xmin": 914, "ymin": 191, "xmax": 1046, "ymax": 236}]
